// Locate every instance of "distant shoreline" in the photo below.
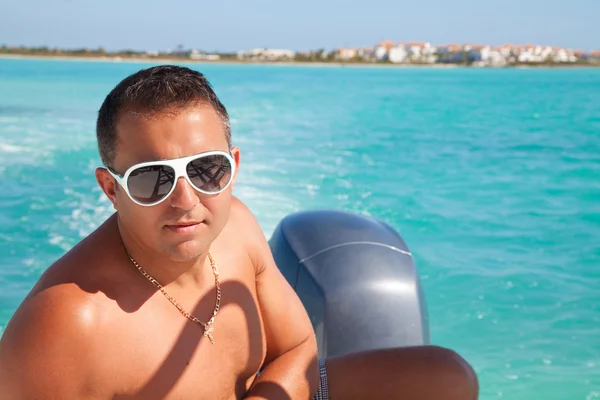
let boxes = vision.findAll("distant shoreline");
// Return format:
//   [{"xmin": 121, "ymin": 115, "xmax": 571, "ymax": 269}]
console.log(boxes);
[
  {"xmin": 0, "ymin": 53, "xmax": 455, "ymax": 68},
  {"xmin": 1, "ymin": 53, "xmax": 599, "ymax": 69}
]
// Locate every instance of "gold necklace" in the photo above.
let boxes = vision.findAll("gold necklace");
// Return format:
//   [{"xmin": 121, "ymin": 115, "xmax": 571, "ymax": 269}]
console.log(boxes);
[{"xmin": 125, "ymin": 250, "xmax": 222, "ymax": 344}]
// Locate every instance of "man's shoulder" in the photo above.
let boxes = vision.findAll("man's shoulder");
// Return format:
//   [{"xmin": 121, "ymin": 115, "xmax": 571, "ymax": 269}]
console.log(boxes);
[
  {"xmin": 226, "ymin": 196, "xmax": 268, "ymax": 244},
  {"xmin": 0, "ymin": 275, "xmax": 102, "ymax": 396},
  {"xmin": 2, "ymin": 276, "xmax": 103, "ymax": 347},
  {"xmin": 225, "ymin": 196, "xmax": 270, "ymax": 273},
  {"xmin": 2, "ymin": 214, "xmax": 124, "ymax": 351}
]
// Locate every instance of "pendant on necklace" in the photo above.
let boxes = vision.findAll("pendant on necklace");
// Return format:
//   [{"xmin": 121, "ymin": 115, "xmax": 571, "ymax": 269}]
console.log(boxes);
[{"xmin": 203, "ymin": 324, "xmax": 215, "ymax": 344}]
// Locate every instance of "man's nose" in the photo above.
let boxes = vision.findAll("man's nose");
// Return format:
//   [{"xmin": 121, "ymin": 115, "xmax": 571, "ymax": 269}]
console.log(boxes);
[{"xmin": 168, "ymin": 177, "xmax": 200, "ymax": 210}]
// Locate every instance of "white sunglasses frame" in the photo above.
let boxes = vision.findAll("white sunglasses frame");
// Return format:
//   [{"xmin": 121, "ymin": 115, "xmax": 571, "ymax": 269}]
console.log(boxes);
[{"xmin": 106, "ymin": 150, "xmax": 236, "ymax": 207}]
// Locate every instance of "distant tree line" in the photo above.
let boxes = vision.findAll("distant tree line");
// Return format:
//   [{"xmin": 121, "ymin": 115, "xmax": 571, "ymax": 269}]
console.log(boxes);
[{"xmin": 0, "ymin": 45, "xmax": 182, "ymax": 59}]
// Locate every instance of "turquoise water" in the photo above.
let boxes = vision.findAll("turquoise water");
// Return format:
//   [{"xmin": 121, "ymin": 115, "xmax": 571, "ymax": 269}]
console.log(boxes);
[{"xmin": 1, "ymin": 58, "xmax": 599, "ymax": 399}]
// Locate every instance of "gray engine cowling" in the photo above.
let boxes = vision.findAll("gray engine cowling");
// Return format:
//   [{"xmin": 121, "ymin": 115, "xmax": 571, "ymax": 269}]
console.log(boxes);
[{"xmin": 269, "ymin": 209, "xmax": 430, "ymax": 359}]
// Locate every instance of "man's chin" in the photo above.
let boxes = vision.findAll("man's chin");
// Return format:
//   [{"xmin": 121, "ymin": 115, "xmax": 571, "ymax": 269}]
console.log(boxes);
[{"xmin": 163, "ymin": 238, "xmax": 211, "ymax": 262}]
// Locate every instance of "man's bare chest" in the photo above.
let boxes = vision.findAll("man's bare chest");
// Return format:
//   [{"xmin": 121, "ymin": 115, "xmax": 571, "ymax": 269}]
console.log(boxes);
[{"xmin": 96, "ymin": 278, "xmax": 266, "ymax": 399}]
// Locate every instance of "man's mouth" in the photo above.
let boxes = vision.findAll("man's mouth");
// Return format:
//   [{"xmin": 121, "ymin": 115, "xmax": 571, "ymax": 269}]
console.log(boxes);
[{"xmin": 165, "ymin": 221, "xmax": 204, "ymax": 233}]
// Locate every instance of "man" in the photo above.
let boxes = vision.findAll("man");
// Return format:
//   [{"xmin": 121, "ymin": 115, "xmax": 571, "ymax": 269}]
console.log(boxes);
[{"xmin": 0, "ymin": 65, "xmax": 478, "ymax": 399}]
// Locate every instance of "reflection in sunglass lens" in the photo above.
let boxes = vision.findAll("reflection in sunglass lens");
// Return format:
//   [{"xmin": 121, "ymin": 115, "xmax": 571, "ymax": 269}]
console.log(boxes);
[
  {"xmin": 127, "ymin": 165, "xmax": 175, "ymax": 204},
  {"xmin": 187, "ymin": 154, "xmax": 232, "ymax": 193}
]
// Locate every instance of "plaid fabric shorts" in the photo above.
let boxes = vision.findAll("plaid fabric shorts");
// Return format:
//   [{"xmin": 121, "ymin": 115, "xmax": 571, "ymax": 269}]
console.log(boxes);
[{"xmin": 312, "ymin": 359, "xmax": 329, "ymax": 400}]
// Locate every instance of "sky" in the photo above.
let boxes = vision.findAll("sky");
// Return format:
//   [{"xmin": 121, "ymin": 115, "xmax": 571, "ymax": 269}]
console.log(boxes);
[{"xmin": 1, "ymin": 0, "xmax": 599, "ymax": 52}]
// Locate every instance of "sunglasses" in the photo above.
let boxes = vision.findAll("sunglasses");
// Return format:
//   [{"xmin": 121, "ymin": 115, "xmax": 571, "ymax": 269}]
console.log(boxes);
[{"xmin": 106, "ymin": 150, "xmax": 236, "ymax": 206}]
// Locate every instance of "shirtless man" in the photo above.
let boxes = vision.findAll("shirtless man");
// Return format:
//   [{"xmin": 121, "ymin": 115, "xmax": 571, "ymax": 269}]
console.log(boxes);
[{"xmin": 0, "ymin": 65, "xmax": 478, "ymax": 399}]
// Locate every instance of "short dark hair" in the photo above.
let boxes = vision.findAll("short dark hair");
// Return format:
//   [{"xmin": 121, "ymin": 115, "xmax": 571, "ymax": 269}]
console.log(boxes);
[{"xmin": 96, "ymin": 65, "xmax": 231, "ymax": 167}]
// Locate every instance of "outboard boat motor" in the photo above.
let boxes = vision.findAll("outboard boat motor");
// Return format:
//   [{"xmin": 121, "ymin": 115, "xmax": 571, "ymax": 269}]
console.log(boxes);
[{"xmin": 269, "ymin": 209, "xmax": 430, "ymax": 359}]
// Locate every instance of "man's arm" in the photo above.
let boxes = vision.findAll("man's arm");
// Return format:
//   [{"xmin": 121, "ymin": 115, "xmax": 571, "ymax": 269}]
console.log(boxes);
[
  {"xmin": 234, "ymin": 199, "xmax": 319, "ymax": 400},
  {"xmin": 0, "ymin": 287, "xmax": 97, "ymax": 399}
]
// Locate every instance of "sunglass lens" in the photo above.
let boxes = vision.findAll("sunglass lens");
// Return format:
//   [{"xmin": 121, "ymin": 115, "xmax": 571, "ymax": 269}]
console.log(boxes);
[
  {"xmin": 187, "ymin": 154, "xmax": 232, "ymax": 193},
  {"xmin": 127, "ymin": 165, "xmax": 175, "ymax": 204}
]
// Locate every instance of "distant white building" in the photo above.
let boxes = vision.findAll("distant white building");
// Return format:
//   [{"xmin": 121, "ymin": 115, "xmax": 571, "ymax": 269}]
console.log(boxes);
[
  {"xmin": 513, "ymin": 45, "xmax": 550, "ymax": 63},
  {"xmin": 496, "ymin": 44, "xmax": 517, "ymax": 63},
  {"xmin": 517, "ymin": 47, "xmax": 537, "ymax": 63},
  {"xmin": 437, "ymin": 44, "xmax": 464, "ymax": 63},
  {"xmin": 464, "ymin": 45, "xmax": 484, "ymax": 63},
  {"xmin": 388, "ymin": 43, "xmax": 409, "ymax": 63},
  {"xmin": 237, "ymin": 48, "xmax": 295, "ymax": 61},
  {"xmin": 588, "ymin": 51, "xmax": 600, "ymax": 63},
  {"xmin": 551, "ymin": 47, "xmax": 577, "ymax": 63},
  {"xmin": 374, "ymin": 40, "xmax": 395, "ymax": 61},
  {"xmin": 480, "ymin": 46, "xmax": 506, "ymax": 66},
  {"xmin": 406, "ymin": 42, "xmax": 437, "ymax": 63},
  {"xmin": 538, "ymin": 46, "xmax": 554, "ymax": 62},
  {"xmin": 357, "ymin": 47, "xmax": 375, "ymax": 61},
  {"xmin": 189, "ymin": 50, "xmax": 220, "ymax": 61},
  {"xmin": 374, "ymin": 46, "xmax": 387, "ymax": 60},
  {"xmin": 337, "ymin": 48, "xmax": 357, "ymax": 60},
  {"xmin": 421, "ymin": 42, "xmax": 438, "ymax": 63}
]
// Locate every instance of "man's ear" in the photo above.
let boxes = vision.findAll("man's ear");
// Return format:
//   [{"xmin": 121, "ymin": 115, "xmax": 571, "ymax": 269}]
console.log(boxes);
[
  {"xmin": 230, "ymin": 146, "xmax": 241, "ymax": 191},
  {"xmin": 95, "ymin": 168, "xmax": 118, "ymax": 210}
]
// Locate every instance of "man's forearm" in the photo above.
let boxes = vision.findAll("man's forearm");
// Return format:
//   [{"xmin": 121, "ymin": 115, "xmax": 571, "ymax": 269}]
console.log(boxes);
[{"xmin": 244, "ymin": 338, "xmax": 319, "ymax": 400}]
